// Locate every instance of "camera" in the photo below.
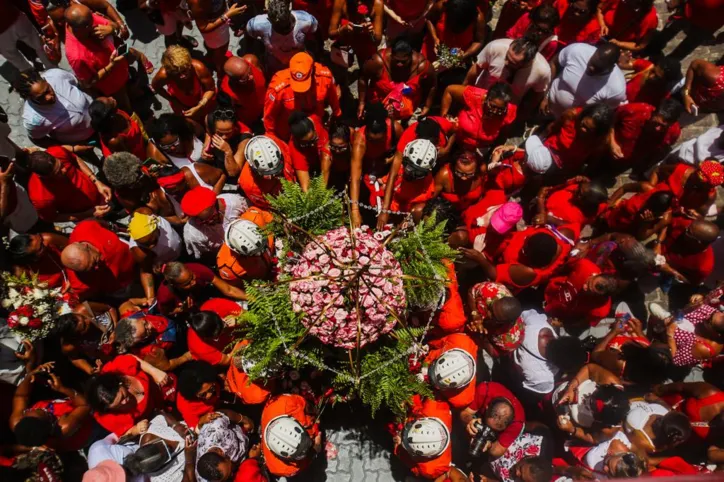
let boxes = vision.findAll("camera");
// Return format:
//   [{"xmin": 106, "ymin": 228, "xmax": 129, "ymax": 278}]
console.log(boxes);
[{"xmin": 469, "ymin": 421, "xmax": 498, "ymax": 457}]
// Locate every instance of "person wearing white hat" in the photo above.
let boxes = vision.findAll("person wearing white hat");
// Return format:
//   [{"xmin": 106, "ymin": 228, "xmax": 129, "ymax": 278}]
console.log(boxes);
[
  {"xmin": 377, "ymin": 138, "xmax": 439, "ymax": 229},
  {"xmin": 423, "ymin": 333, "xmax": 480, "ymax": 409},
  {"xmin": 217, "ymin": 206, "xmax": 275, "ymax": 287},
  {"xmin": 237, "ymin": 134, "xmax": 296, "ymax": 209}
]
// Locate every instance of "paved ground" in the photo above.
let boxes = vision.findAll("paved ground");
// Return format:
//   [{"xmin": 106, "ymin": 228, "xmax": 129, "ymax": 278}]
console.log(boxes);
[{"xmin": 1, "ymin": 1, "xmax": 723, "ymax": 480}]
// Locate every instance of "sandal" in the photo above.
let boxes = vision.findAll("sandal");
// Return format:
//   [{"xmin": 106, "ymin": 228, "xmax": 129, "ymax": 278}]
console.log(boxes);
[{"xmin": 142, "ymin": 56, "xmax": 155, "ymax": 74}]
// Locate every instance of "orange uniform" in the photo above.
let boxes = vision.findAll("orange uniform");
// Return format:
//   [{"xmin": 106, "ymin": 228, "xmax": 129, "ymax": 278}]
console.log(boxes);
[
  {"xmin": 238, "ymin": 134, "xmax": 297, "ymax": 209},
  {"xmin": 423, "ymin": 333, "xmax": 479, "ymax": 410},
  {"xmin": 226, "ymin": 341, "xmax": 276, "ymax": 405},
  {"xmin": 435, "ymin": 261, "xmax": 467, "ymax": 334},
  {"xmin": 394, "ymin": 397, "xmax": 453, "ymax": 479},
  {"xmin": 217, "ymin": 207, "xmax": 274, "ymax": 287},
  {"xmin": 263, "ymin": 63, "xmax": 341, "ymax": 141},
  {"xmin": 261, "ymin": 394, "xmax": 320, "ymax": 477}
]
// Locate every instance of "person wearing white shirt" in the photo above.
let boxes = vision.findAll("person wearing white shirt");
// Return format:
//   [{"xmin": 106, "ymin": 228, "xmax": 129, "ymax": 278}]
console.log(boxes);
[
  {"xmin": 512, "ymin": 310, "xmax": 559, "ymax": 396},
  {"xmin": 545, "ymin": 43, "xmax": 626, "ymax": 118},
  {"xmin": 183, "ymin": 192, "xmax": 249, "ymax": 260},
  {"xmin": 20, "ymin": 68, "xmax": 95, "ymax": 146}
]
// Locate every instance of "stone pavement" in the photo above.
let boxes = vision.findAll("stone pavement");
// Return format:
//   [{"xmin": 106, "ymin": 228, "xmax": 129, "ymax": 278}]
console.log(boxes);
[{"xmin": 1, "ymin": 1, "xmax": 723, "ymax": 480}]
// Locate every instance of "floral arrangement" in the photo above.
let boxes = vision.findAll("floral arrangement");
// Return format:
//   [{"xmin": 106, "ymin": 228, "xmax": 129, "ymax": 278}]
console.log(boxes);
[
  {"xmin": 288, "ymin": 226, "xmax": 406, "ymax": 349},
  {"xmin": 235, "ymin": 177, "xmax": 456, "ymax": 417},
  {"xmin": 433, "ymin": 44, "xmax": 465, "ymax": 71},
  {"xmin": 1, "ymin": 272, "xmax": 73, "ymax": 341}
]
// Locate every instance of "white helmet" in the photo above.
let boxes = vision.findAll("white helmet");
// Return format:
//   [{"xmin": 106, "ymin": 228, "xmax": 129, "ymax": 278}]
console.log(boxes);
[
  {"xmin": 429, "ymin": 348, "xmax": 476, "ymax": 390},
  {"xmin": 401, "ymin": 417, "xmax": 450, "ymax": 458},
  {"xmin": 225, "ymin": 219, "xmax": 265, "ymax": 256},
  {"xmin": 403, "ymin": 139, "xmax": 438, "ymax": 172},
  {"xmin": 264, "ymin": 415, "xmax": 313, "ymax": 461},
  {"xmin": 245, "ymin": 135, "xmax": 284, "ymax": 176}
]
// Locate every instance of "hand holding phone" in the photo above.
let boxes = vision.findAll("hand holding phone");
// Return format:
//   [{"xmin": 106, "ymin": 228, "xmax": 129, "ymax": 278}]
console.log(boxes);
[{"xmin": 116, "ymin": 43, "xmax": 129, "ymax": 57}]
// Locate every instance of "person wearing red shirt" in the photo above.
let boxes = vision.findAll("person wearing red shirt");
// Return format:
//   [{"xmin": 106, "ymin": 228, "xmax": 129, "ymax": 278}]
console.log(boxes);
[
  {"xmin": 237, "ymin": 134, "xmax": 297, "ymax": 209},
  {"xmin": 25, "ymin": 147, "xmax": 111, "ymax": 223},
  {"xmin": 423, "ymin": 333, "xmax": 479, "ymax": 410},
  {"xmin": 63, "ymin": 4, "xmax": 151, "ymax": 114},
  {"xmin": 157, "ymin": 261, "xmax": 247, "ymax": 317},
  {"xmin": 649, "ymin": 159, "xmax": 723, "ymax": 216},
  {"xmin": 440, "ymin": 82, "xmax": 517, "ymax": 153},
  {"xmin": 598, "ymin": 0, "xmax": 658, "ymax": 53},
  {"xmin": 114, "ymin": 309, "xmax": 191, "ymax": 371},
  {"xmin": 505, "ymin": 4, "xmax": 561, "ymax": 61},
  {"xmin": 217, "ymin": 207, "xmax": 275, "ymax": 288},
  {"xmin": 9, "ymin": 232, "xmax": 69, "ymax": 290},
  {"xmin": 622, "ymin": 57, "xmax": 681, "ymax": 107},
  {"xmin": 655, "ymin": 381, "xmax": 724, "ymax": 442},
  {"xmin": 660, "ymin": 217, "xmax": 719, "ymax": 285},
  {"xmin": 264, "ymin": 52, "xmax": 341, "ymax": 142},
  {"xmin": 261, "ymin": 394, "xmax": 322, "ymax": 478},
  {"xmin": 385, "ymin": 0, "xmax": 434, "ymax": 40},
  {"xmin": 682, "ymin": 59, "xmax": 724, "ymax": 115},
  {"xmin": 287, "ymin": 111, "xmax": 332, "ymax": 191},
  {"xmin": 220, "ymin": 55, "xmax": 267, "ymax": 130},
  {"xmin": 89, "ymin": 96, "xmax": 151, "ymax": 161},
  {"xmin": 177, "ymin": 361, "xmax": 222, "ymax": 429},
  {"xmin": 554, "ymin": 0, "xmax": 601, "ymax": 47},
  {"xmin": 543, "ymin": 103, "xmax": 613, "ymax": 175},
  {"xmin": 61, "ymin": 220, "xmax": 138, "ymax": 301},
  {"xmin": 609, "ymin": 100, "xmax": 682, "ymax": 175},
  {"xmin": 392, "ymin": 396, "xmax": 454, "ymax": 479},
  {"xmin": 484, "ymin": 140, "xmax": 551, "ymax": 196},
  {"xmin": 604, "ymin": 186, "xmax": 673, "ymax": 240},
  {"xmin": 433, "ymin": 150, "xmax": 486, "ymax": 214},
  {"xmin": 544, "ymin": 259, "xmax": 618, "ymax": 327},
  {"xmin": 459, "ymin": 381, "xmax": 526, "ymax": 458},
  {"xmin": 535, "ymin": 179, "xmax": 608, "ymax": 233},
  {"xmin": 188, "ymin": 309, "xmax": 237, "ymax": 366},
  {"xmin": 422, "ymin": 0, "xmax": 485, "ymax": 64},
  {"xmin": 493, "ymin": 0, "xmax": 543, "ymax": 40},
  {"xmin": 462, "ymin": 199, "xmax": 522, "ymax": 265},
  {"xmin": 88, "ymin": 354, "xmax": 168, "ymax": 436}
]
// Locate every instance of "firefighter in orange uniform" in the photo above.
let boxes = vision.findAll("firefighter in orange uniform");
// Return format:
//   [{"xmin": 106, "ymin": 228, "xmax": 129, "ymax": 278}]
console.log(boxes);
[
  {"xmin": 423, "ymin": 333, "xmax": 479, "ymax": 410},
  {"xmin": 217, "ymin": 207, "xmax": 275, "ymax": 287}
]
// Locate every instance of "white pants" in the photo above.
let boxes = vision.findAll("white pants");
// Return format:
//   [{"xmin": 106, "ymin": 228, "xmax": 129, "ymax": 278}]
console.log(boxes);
[{"xmin": 0, "ymin": 12, "xmax": 53, "ymax": 72}]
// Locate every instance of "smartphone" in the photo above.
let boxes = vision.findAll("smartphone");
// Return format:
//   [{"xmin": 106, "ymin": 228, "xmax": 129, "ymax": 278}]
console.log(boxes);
[
  {"xmin": 15, "ymin": 342, "xmax": 27, "ymax": 356},
  {"xmin": 41, "ymin": 23, "xmax": 53, "ymax": 35},
  {"xmin": 116, "ymin": 43, "xmax": 129, "ymax": 56},
  {"xmin": 0, "ymin": 155, "xmax": 11, "ymax": 171},
  {"xmin": 691, "ymin": 104, "xmax": 699, "ymax": 116}
]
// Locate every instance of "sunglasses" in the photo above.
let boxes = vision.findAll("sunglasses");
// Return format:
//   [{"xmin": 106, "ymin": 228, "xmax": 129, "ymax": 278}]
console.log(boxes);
[
  {"xmin": 454, "ymin": 169, "xmax": 476, "ymax": 180},
  {"xmin": 215, "ymin": 108, "xmax": 235, "ymax": 121},
  {"xmin": 158, "ymin": 136, "xmax": 181, "ymax": 151},
  {"xmin": 298, "ymin": 133, "xmax": 319, "ymax": 149},
  {"xmin": 485, "ymin": 99, "xmax": 508, "ymax": 117},
  {"xmin": 329, "ymin": 143, "xmax": 349, "ymax": 153}
]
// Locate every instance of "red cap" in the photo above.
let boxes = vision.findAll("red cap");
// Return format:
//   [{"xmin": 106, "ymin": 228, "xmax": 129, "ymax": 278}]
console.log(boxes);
[
  {"xmin": 157, "ymin": 171, "xmax": 186, "ymax": 190},
  {"xmin": 181, "ymin": 186, "xmax": 217, "ymax": 217},
  {"xmin": 289, "ymin": 52, "xmax": 313, "ymax": 93}
]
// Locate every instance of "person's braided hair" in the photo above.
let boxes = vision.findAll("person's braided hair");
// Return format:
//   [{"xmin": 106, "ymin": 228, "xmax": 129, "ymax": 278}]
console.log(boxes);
[{"xmin": 14, "ymin": 70, "xmax": 44, "ymax": 99}]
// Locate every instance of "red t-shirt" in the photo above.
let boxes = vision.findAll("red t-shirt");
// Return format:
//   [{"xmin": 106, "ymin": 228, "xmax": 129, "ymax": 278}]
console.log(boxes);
[
  {"xmin": 27, "ymin": 146, "xmax": 102, "ymax": 222},
  {"xmin": 457, "ymin": 87, "xmax": 517, "ymax": 151},
  {"xmin": 188, "ymin": 328, "xmax": 234, "ymax": 365},
  {"xmin": 67, "ymin": 220, "xmax": 136, "ymax": 299},
  {"xmin": 613, "ymin": 103, "xmax": 681, "ymax": 165},
  {"xmin": 220, "ymin": 64, "xmax": 267, "ymax": 127},
  {"xmin": 200, "ymin": 298, "xmax": 243, "ymax": 319},
  {"xmin": 157, "ymin": 263, "xmax": 215, "ymax": 315},
  {"xmin": 470, "ymin": 382, "xmax": 525, "ymax": 448},
  {"xmin": 95, "ymin": 355, "xmax": 161, "ymax": 436},
  {"xmin": 127, "ymin": 312, "xmax": 174, "ymax": 358},
  {"xmin": 176, "ymin": 388, "xmax": 219, "ymax": 429},
  {"xmin": 602, "ymin": 0, "xmax": 657, "ymax": 43},
  {"xmin": 545, "ymin": 183, "xmax": 605, "ymax": 228},
  {"xmin": 662, "ymin": 216, "xmax": 715, "ymax": 284},
  {"xmin": 288, "ymin": 116, "xmax": 331, "ymax": 173},
  {"xmin": 64, "ymin": 14, "xmax": 129, "ymax": 96},
  {"xmin": 544, "ymin": 259, "xmax": 612, "ymax": 325}
]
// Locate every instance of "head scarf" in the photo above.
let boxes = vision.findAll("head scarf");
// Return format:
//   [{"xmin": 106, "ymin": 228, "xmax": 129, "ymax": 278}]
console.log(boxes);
[{"xmin": 128, "ymin": 212, "xmax": 159, "ymax": 240}]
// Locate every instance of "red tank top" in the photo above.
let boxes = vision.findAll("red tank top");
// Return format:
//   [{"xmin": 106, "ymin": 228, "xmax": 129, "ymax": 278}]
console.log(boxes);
[
  {"xmin": 367, "ymin": 50, "xmax": 426, "ymax": 107},
  {"xmin": 440, "ymin": 164, "xmax": 484, "ymax": 212},
  {"xmin": 683, "ymin": 391, "xmax": 724, "ymax": 439},
  {"xmin": 100, "ymin": 110, "xmax": 146, "ymax": 160},
  {"xmin": 543, "ymin": 108, "xmax": 590, "ymax": 171},
  {"xmin": 166, "ymin": 73, "xmax": 204, "ymax": 110},
  {"xmin": 692, "ymin": 65, "xmax": 724, "ymax": 110},
  {"xmin": 360, "ymin": 119, "xmax": 394, "ymax": 174},
  {"xmin": 219, "ymin": 63, "xmax": 266, "ymax": 126}
]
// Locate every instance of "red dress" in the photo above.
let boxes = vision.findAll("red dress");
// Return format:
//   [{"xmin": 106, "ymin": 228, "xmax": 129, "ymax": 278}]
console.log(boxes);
[
  {"xmin": 625, "ymin": 59, "xmax": 672, "ymax": 107},
  {"xmin": 602, "ymin": 0, "xmax": 658, "ymax": 43},
  {"xmin": 176, "ymin": 388, "xmax": 219, "ymax": 429},
  {"xmin": 384, "ymin": 166, "xmax": 435, "ymax": 212},
  {"xmin": 554, "ymin": 0, "xmax": 601, "ymax": 46},
  {"xmin": 485, "ymin": 152, "xmax": 527, "ymax": 195},
  {"xmin": 219, "ymin": 63, "xmax": 267, "ymax": 127},
  {"xmin": 100, "ymin": 110, "xmax": 147, "ymax": 160},
  {"xmin": 462, "ymin": 189, "xmax": 509, "ymax": 250},
  {"xmin": 543, "ymin": 108, "xmax": 591, "ymax": 172},
  {"xmin": 95, "ymin": 355, "xmax": 162, "ymax": 436},
  {"xmin": 662, "ymin": 163, "xmax": 714, "ymax": 211},
  {"xmin": 544, "ymin": 259, "xmax": 612, "ymax": 326},
  {"xmin": 440, "ymin": 164, "xmax": 484, "ymax": 212},
  {"xmin": 422, "ymin": 11, "xmax": 475, "ymax": 61},
  {"xmin": 662, "ymin": 216, "xmax": 715, "ymax": 284},
  {"xmin": 545, "ymin": 183, "xmax": 605, "ymax": 229},
  {"xmin": 166, "ymin": 73, "xmax": 209, "ymax": 112},
  {"xmin": 457, "ymin": 86, "xmax": 517, "ymax": 151},
  {"xmin": 496, "ymin": 225, "xmax": 575, "ymax": 292}
]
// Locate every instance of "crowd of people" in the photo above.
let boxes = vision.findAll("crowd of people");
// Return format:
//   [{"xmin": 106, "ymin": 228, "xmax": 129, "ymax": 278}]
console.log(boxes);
[{"xmin": 1, "ymin": 0, "xmax": 724, "ymax": 480}]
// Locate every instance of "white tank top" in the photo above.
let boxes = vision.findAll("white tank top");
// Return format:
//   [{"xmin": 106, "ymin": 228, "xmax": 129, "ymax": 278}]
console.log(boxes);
[
  {"xmin": 625, "ymin": 401, "xmax": 669, "ymax": 447},
  {"xmin": 165, "ymin": 137, "xmax": 203, "ymax": 169},
  {"xmin": 583, "ymin": 431, "xmax": 632, "ymax": 474},
  {"xmin": 186, "ymin": 162, "xmax": 213, "ymax": 190},
  {"xmin": 552, "ymin": 379, "xmax": 598, "ymax": 428},
  {"xmin": 513, "ymin": 310, "xmax": 558, "ymax": 394}
]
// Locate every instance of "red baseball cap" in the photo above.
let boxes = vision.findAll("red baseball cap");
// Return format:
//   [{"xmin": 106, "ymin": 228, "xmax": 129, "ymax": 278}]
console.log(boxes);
[{"xmin": 181, "ymin": 186, "xmax": 217, "ymax": 217}]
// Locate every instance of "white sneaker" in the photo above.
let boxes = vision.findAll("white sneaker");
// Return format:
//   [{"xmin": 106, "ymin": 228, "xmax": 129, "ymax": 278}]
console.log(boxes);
[{"xmin": 648, "ymin": 302, "xmax": 672, "ymax": 320}]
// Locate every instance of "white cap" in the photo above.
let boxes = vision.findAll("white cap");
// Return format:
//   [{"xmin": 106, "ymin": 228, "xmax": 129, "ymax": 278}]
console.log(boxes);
[
  {"xmin": 401, "ymin": 417, "xmax": 450, "ymax": 458},
  {"xmin": 225, "ymin": 219, "xmax": 266, "ymax": 256},
  {"xmin": 429, "ymin": 348, "xmax": 475, "ymax": 390},
  {"xmin": 524, "ymin": 135, "xmax": 553, "ymax": 174},
  {"xmin": 264, "ymin": 415, "xmax": 313, "ymax": 461},
  {"xmin": 403, "ymin": 139, "xmax": 438, "ymax": 172},
  {"xmin": 245, "ymin": 135, "xmax": 284, "ymax": 176}
]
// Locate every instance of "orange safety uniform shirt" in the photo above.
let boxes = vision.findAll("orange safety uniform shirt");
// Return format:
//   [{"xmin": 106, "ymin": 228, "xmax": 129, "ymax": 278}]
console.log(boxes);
[
  {"xmin": 238, "ymin": 134, "xmax": 297, "ymax": 209},
  {"xmin": 261, "ymin": 394, "xmax": 320, "ymax": 477},
  {"xmin": 423, "ymin": 333, "xmax": 479, "ymax": 410},
  {"xmin": 217, "ymin": 207, "xmax": 274, "ymax": 287},
  {"xmin": 226, "ymin": 340, "xmax": 276, "ymax": 405},
  {"xmin": 263, "ymin": 63, "xmax": 341, "ymax": 141}
]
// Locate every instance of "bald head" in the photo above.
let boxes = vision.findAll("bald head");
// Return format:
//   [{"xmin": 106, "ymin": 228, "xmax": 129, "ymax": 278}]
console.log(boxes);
[
  {"xmin": 224, "ymin": 56, "xmax": 251, "ymax": 77},
  {"xmin": 61, "ymin": 242, "xmax": 99, "ymax": 272},
  {"xmin": 64, "ymin": 4, "xmax": 92, "ymax": 29},
  {"xmin": 690, "ymin": 220, "xmax": 720, "ymax": 244}
]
